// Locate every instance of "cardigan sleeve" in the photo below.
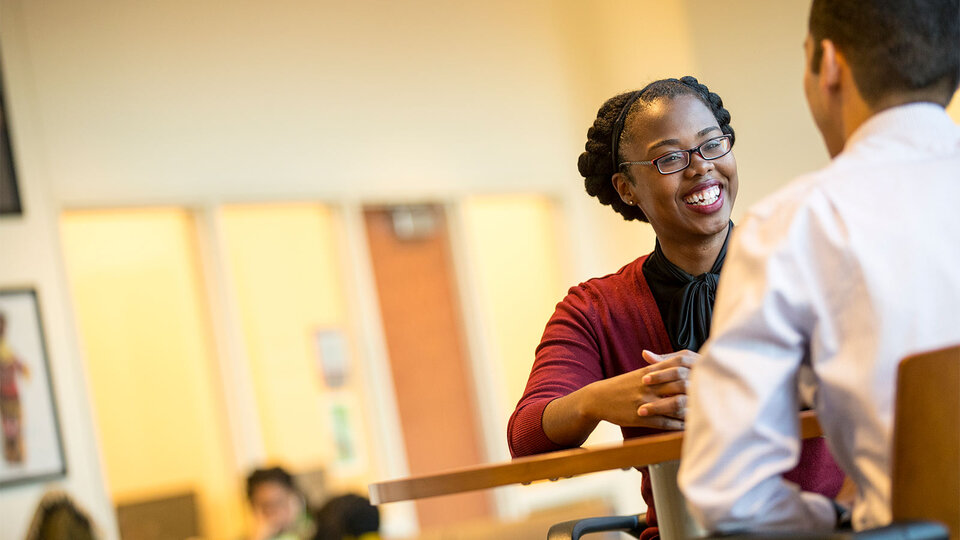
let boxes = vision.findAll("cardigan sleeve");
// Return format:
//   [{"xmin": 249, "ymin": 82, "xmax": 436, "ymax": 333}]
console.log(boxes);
[{"xmin": 507, "ymin": 284, "xmax": 607, "ymax": 457}]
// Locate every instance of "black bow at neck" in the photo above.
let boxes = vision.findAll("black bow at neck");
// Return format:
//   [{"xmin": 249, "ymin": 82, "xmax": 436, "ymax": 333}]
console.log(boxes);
[{"xmin": 642, "ymin": 222, "xmax": 733, "ymax": 352}]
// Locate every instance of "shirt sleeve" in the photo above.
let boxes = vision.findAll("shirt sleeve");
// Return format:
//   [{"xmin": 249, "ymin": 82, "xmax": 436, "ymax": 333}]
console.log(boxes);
[
  {"xmin": 507, "ymin": 284, "xmax": 606, "ymax": 457},
  {"xmin": 678, "ymin": 203, "xmax": 837, "ymax": 533}
]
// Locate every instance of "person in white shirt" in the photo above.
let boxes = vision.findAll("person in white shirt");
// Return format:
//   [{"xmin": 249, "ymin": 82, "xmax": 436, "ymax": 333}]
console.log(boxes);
[{"xmin": 678, "ymin": 0, "xmax": 960, "ymax": 534}]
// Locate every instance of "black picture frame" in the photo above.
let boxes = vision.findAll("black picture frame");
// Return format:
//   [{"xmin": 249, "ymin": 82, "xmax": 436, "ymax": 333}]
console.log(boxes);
[
  {"xmin": 0, "ymin": 288, "xmax": 67, "ymax": 488},
  {"xmin": 0, "ymin": 50, "xmax": 23, "ymax": 217}
]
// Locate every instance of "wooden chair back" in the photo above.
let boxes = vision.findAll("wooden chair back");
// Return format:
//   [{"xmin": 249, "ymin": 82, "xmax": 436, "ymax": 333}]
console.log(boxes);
[{"xmin": 891, "ymin": 344, "xmax": 960, "ymax": 539}]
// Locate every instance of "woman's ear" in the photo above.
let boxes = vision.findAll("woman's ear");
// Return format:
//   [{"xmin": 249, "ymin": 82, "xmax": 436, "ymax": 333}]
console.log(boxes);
[{"xmin": 612, "ymin": 172, "xmax": 636, "ymax": 205}]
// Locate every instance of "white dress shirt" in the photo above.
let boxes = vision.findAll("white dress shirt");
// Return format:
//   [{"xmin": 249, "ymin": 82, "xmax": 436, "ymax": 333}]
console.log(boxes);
[{"xmin": 678, "ymin": 103, "xmax": 960, "ymax": 533}]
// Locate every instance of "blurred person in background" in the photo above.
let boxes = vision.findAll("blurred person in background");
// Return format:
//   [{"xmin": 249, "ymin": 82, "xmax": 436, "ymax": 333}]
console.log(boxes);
[
  {"xmin": 313, "ymin": 494, "xmax": 379, "ymax": 540},
  {"xmin": 509, "ymin": 76, "xmax": 845, "ymax": 540},
  {"xmin": 24, "ymin": 490, "xmax": 98, "ymax": 540},
  {"xmin": 246, "ymin": 466, "xmax": 315, "ymax": 540}
]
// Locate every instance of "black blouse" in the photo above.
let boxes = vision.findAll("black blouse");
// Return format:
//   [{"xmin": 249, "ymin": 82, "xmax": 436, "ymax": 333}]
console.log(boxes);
[{"xmin": 641, "ymin": 221, "xmax": 733, "ymax": 352}]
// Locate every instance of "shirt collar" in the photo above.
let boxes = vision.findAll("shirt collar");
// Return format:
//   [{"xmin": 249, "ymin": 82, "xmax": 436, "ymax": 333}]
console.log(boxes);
[{"xmin": 843, "ymin": 102, "xmax": 957, "ymax": 157}]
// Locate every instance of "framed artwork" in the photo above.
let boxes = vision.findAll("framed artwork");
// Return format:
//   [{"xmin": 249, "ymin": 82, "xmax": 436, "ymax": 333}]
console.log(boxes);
[
  {"xmin": 0, "ymin": 288, "xmax": 66, "ymax": 487},
  {"xmin": 0, "ymin": 52, "xmax": 22, "ymax": 216},
  {"xmin": 313, "ymin": 328, "xmax": 350, "ymax": 389}
]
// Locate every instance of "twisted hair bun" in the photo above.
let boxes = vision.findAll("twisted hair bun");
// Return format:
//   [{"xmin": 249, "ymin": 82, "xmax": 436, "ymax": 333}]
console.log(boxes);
[{"xmin": 578, "ymin": 76, "xmax": 734, "ymax": 221}]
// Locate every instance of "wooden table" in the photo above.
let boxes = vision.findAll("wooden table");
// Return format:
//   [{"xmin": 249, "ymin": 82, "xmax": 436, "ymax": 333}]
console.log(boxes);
[{"xmin": 369, "ymin": 410, "xmax": 823, "ymax": 505}]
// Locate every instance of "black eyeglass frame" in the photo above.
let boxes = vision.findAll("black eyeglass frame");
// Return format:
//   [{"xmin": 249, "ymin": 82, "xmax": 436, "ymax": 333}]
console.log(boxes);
[{"xmin": 619, "ymin": 134, "xmax": 733, "ymax": 175}]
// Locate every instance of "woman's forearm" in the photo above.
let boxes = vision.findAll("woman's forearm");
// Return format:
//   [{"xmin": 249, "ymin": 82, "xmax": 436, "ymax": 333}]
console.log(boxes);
[
  {"xmin": 541, "ymin": 353, "xmax": 697, "ymax": 444},
  {"xmin": 541, "ymin": 385, "xmax": 601, "ymax": 447}
]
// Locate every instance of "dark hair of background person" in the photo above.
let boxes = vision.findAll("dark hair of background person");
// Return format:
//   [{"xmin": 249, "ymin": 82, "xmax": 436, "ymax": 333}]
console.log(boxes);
[
  {"xmin": 24, "ymin": 492, "xmax": 98, "ymax": 540},
  {"xmin": 246, "ymin": 466, "xmax": 299, "ymax": 501},
  {"xmin": 312, "ymin": 494, "xmax": 379, "ymax": 540},
  {"xmin": 808, "ymin": 0, "xmax": 960, "ymax": 107},
  {"xmin": 578, "ymin": 76, "xmax": 735, "ymax": 222}
]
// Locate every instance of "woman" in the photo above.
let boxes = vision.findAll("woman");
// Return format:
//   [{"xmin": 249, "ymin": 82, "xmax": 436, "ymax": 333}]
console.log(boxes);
[{"xmin": 507, "ymin": 77, "xmax": 844, "ymax": 539}]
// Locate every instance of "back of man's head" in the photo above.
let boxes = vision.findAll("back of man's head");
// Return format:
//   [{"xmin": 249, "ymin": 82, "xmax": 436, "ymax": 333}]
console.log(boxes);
[{"xmin": 809, "ymin": 0, "xmax": 960, "ymax": 108}]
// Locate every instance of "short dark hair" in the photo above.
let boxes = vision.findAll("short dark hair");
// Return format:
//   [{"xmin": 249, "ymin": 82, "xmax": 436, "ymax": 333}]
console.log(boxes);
[
  {"xmin": 26, "ymin": 492, "xmax": 97, "ymax": 540},
  {"xmin": 313, "ymin": 494, "xmax": 379, "ymax": 540},
  {"xmin": 809, "ymin": 0, "xmax": 960, "ymax": 106},
  {"xmin": 578, "ymin": 76, "xmax": 734, "ymax": 222},
  {"xmin": 246, "ymin": 466, "xmax": 298, "ymax": 501}
]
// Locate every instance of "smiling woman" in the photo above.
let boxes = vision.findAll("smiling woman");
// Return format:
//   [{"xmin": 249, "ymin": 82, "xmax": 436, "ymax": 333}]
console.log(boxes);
[
  {"xmin": 507, "ymin": 76, "xmax": 845, "ymax": 540},
  {"xmin": 611, "ymin": 91, "xmax": 737, "ymax": 271}
]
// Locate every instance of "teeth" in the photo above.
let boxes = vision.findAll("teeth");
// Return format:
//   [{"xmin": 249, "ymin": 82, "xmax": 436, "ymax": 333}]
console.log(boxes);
[{"xmin": 684, "ymin": 185, "xmax": 720, "ymax": 206}]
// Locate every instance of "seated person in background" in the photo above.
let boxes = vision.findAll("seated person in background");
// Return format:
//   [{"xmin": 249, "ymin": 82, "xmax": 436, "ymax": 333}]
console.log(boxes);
[
  {"xmin": 313, "ymin": 494, "xmax": 379, "ymax": 540},
  {"xmin": 679, "ymin": 0, "xmax": 960, "ymax": 533},
  {"xmin": 508, "ymin": 76, "xmax": 845, "ymax": 540},
  {"xmin": 24, "ymin": 490, "xmax": 98, "ymax": 540},
  {"xmin": 247, "ymin": 466, "xmax": 315, "ymax": 540}
]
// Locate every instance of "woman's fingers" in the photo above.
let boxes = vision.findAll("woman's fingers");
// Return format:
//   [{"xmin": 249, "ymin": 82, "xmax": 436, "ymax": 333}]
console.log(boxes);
[
  {"xmin": 641, "ymin": 366, "xmax": 691, "ymax": 386},
  {"xmin": 643, "ymin": 349, "xmax": 699, "ymax": 367},
  {"xmin": 638, "ymin": 394, "xmax": 687, "ymax": 420},
  {"xmin": 639, "ymin": 416, "xmax": 684, "ymax": 431},
  {"xmin": 641, "ymin": 350, "xmax": 665, "ymax": 364},
  {"xmin": 648, "ymin": 378, "xmax": 688, "ymax": 397},
  {"xmin": 640, "ymin": 416, "xmax": 685, "ymax": 430}
]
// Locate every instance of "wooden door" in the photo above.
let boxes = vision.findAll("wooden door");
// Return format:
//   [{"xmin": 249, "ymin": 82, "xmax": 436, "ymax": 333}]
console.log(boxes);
[{"xmin": 363, "ymin": 205, "xmax": 492, "ymax": 529}]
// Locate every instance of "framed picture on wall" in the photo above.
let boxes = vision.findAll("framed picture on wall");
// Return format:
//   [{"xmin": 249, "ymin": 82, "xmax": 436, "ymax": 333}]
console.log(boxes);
[
  {"xmin": 0, "ymin": 288, "xmax": 66, "ymax": 487},
  {"xmin": 0, "ymin": 53, "xmax": 23, "ymax": 216},
  {"xmin": 313, "ymin": 328, "xmax": 350, "ymax": 389}
]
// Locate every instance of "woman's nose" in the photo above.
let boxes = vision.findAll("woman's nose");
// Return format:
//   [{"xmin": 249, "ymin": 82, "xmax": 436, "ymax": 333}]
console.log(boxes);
[{"xmin": 685, "ymin": 153, "xmax": 714, "ymax": 177}]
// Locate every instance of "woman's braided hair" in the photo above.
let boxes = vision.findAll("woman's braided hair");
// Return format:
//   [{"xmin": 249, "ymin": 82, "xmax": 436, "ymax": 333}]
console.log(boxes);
[{"xmin": 578, "ymin": 76, "xmax": 735, "ymax": 221}]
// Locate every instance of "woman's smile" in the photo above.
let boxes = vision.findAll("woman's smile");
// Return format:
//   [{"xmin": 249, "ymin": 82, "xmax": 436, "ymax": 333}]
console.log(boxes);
[{"xmin": 682, "ymin": 181, "xmax": 724, "ymax": 213}]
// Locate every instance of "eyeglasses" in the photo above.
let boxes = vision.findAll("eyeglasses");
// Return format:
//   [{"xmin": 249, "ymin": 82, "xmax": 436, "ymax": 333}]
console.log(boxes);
[{"xmin": 619, "ymin": 134, "xmax": 733, "ymax": 175}]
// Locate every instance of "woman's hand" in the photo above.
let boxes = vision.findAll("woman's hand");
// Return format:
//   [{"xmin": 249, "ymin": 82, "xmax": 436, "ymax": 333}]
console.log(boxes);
[
  {"xmin": 585, "ymin": 349, "xmax": 698, "ymax": 430},
  {"xmin": 541, "ymin": 349, "xmax": 698, "ymax": 446}
]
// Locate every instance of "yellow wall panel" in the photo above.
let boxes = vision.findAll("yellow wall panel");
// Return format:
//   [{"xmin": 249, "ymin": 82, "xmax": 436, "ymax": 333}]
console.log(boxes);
[
  {"xmin": 219, "ymin": 203, "xmax": 370, "ymax": 488},
  {"xmin": 460, "ymin": 195, "xmax": 567, "ymax": 433},
  {"xmin": 60, "ymin": 208, "xmax": 243, "ymax": 540}
]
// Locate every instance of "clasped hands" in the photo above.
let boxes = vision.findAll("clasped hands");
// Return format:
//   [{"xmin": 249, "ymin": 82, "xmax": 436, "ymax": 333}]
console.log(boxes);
[{"xmin": 586, "ymin": 349, "xmax": 697, "ymax": 430}]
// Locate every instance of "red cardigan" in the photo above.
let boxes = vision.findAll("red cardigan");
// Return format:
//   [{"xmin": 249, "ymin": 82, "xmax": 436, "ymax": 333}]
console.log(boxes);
[{"xmin": 508, "ymin": 254, "xmax": 845, "ymax": 538}]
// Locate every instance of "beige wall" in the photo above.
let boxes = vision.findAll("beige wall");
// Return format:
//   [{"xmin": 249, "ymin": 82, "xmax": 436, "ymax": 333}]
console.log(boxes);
[
  {"xmin": 9, "ymin": 0, "xmax": 943, "ymax": 271},
  {"xmin": 685, "ymin": 0, "xmax": 828, "ymax": 216},
  {"xmin": 551, "ymin": 1, "xmax": 699, "ymax": 278},
  {"xmin": 12, "ymin": 0, "xmax": 582, "ymax": 206},
  {"xmin": 0, "ymin": 3, "xmax": 117, "ymax": 539}
]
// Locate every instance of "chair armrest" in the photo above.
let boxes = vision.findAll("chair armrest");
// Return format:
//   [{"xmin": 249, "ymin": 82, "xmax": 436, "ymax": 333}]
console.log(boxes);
[
  {"xmin": 852, "ymin": 521, "xmax": 948, "ymax": 539},
  {"xmin": 546, "ymin": 513, "xmax": 645, "ymax": 540},
  {"xmin": 705, "ymin": 520, "xmax": 948, "ymax": 540}
]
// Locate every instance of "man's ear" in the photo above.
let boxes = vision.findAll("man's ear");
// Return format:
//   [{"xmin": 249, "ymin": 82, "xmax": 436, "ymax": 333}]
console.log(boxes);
[{"xmin": 818, "ymin": 39, "xmax": 842, "ymax": 93}]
